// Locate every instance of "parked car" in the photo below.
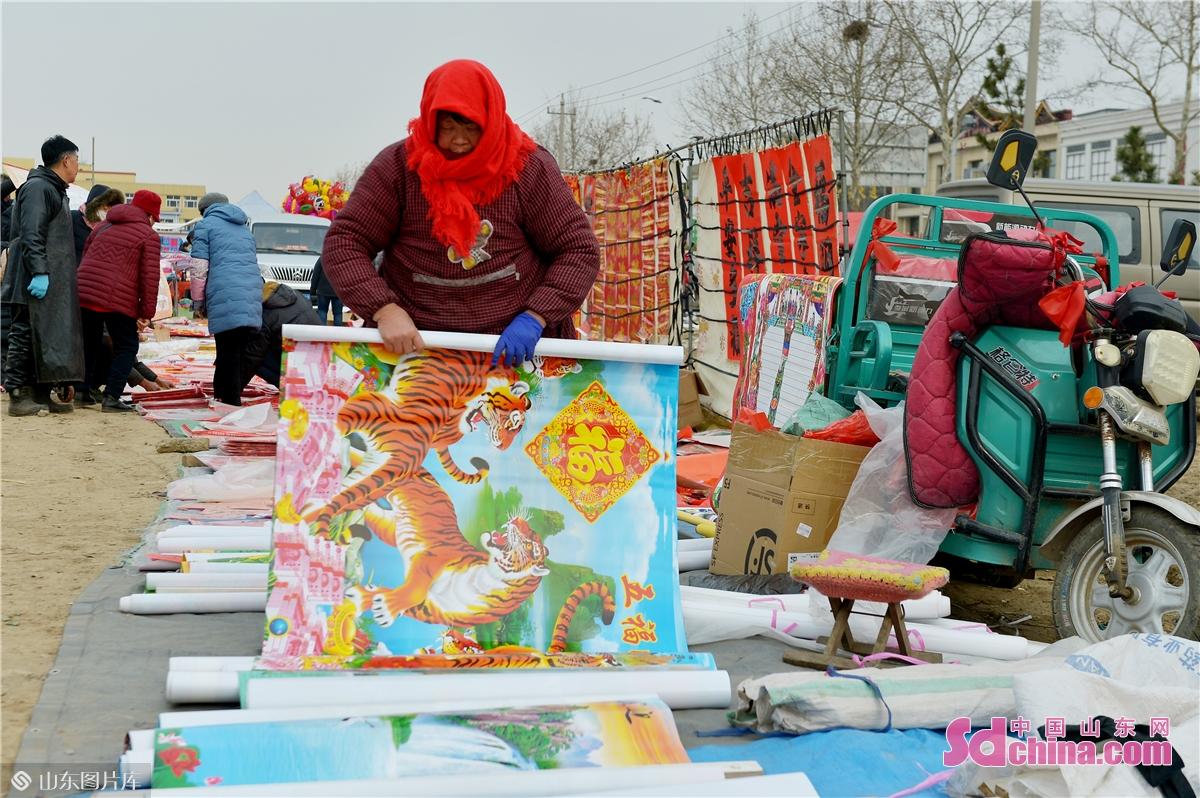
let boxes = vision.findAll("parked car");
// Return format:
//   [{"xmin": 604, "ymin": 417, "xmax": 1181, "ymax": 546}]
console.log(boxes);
[
  {"xmin": 935, "ymin": 178, "xmax": 1200, "ymax": 324},
  {"xmin": 247, "ymin": 213, "xmax": 330, "ymax": 296}
]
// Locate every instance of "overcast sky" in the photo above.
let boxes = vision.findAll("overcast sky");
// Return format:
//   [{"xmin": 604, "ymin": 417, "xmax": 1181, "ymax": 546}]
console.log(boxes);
[{"xmin": 3, "ymin": 1, "xmax": 1143, "ymax": 201}]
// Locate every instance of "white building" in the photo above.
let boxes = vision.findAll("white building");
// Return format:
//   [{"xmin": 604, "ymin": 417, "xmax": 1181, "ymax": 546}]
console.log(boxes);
[{"xmin": 1057, "ymin": 102, "xmax": 1199, "ymax": 183}]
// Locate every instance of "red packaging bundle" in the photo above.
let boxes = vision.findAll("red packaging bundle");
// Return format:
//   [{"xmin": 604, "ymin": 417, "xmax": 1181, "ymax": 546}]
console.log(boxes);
[{"xmin": 803, "ymin": 410, "xmax": 880, "ymax": 447}]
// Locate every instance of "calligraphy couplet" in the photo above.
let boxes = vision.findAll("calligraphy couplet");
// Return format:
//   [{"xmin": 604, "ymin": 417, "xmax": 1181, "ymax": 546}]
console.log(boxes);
[{"xmin": 804, "ymin": 135, "xmax": 839, "ymax": 273}]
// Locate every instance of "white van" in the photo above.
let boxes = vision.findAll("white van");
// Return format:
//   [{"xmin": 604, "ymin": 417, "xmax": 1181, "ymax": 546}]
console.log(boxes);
[
  {"xmin": 936, "ymin": 178, "xmax": 1199, "ymax": 323},
  {"xmin": 247, "ymin": 213, "xmax": 330, "ymax": 296}
]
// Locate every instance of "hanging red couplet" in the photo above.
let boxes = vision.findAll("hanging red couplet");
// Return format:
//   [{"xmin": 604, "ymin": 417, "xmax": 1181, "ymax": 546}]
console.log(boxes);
[
  {"xmin": 804, "ymin": 135, "xmax": 840, "ymax": 273},
  {"xmin": 711, "ymin": 152, "xmax": 768, "ymax": 359}
]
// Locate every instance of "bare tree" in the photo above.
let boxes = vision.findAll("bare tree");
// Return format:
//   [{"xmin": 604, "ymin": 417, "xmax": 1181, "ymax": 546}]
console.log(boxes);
[
  {"xmin": 530, "ymin": 93, "xmax": 654, "ymax": 171},
  {"xmin": 776, "ymin": 1, "xmax": 918, "ymax": 205},
  {"xmin": 333, "ymin": 160, "xmax": 369, "ymax": 190},
  {"xmin": 1061, "ymin": 0, "xmax": 1198, "ymax": 183},
  {"xmin": 881, "ymin": 0, "xmax": 1024, "ymax": 184},
  {"xmin": 678, "ymin": 11, "xmax": 788, "ymax": 135}
]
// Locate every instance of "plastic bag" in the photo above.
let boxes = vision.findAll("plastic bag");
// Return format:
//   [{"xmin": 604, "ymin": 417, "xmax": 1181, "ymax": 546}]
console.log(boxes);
[
  {"xmin": 803, "ymin": 408, "xmax": 881, "ymax": 446},
  {"xmin": 825, "ymin": 393, "xmax": 957, "ymax": 563},
  {"xmin": 781, "ymin": 392, "xmax": 851, "ymax": 436}
]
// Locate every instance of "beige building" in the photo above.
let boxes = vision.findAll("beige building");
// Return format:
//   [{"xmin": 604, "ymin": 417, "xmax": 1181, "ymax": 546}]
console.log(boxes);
[
  {"xmin": 2, "ymin": 156, "xmax": 206, "ymax": 222},
  {"xmin": 924, "ymin": 101, "xmax": 1072, "ymax": 195}
]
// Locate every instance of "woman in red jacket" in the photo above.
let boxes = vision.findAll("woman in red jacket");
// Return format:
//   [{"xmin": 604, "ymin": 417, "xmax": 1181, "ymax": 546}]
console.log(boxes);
[
  {"xmin": 76, "ymin": 190, "xmax": 163, "ymax": 412},
  {"xmin": 322, "ymin": 59, "xmax": 599, "ymax": 365}
]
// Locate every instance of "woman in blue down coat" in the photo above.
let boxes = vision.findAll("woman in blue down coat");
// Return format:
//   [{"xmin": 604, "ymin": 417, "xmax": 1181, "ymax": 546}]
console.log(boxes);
[{"xmin": 190, "ymin": 192, "xmax": 263, "ymax": 405}]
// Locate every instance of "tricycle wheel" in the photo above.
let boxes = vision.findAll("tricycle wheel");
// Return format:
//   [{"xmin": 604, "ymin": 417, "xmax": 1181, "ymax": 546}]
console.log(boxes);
[{"xmin": 1052, "ymin": 507, "xmax": 1200, "ymax": 642}]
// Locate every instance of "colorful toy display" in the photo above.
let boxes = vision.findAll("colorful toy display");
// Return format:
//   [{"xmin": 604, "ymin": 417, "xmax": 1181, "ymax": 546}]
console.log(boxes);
[{"xmin": 281, "ymin": 175, "xmax": 348, "ymax": 220}]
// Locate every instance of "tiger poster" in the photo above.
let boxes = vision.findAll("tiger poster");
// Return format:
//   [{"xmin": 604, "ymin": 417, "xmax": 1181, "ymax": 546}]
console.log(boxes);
[{"xmin": 263, "ymin": 326, "xmax": 686, "ymax": 661}]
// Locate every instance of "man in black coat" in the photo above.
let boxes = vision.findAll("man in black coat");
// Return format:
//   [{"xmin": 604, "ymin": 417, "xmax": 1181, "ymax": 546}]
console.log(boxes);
[
  {"xmin": 1, "ymin": 135, "xmax": 86, "ymax": 416},
  {"xmin": 308, "ymin": 256, "xmax": 343, "ymax": 325},
  {"xmin": 239, "ymin": 281, "xmax": 321, "ymax": 389},
  {"xmin": 0, "ymin": 174, "xmax": 15, "ymax": 246}
]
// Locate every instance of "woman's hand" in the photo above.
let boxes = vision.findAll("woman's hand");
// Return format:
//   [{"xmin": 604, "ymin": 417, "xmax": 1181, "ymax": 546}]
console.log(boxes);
[{"xmin": 374, "ymin": 303, "xmax": 424, "ymax": 355}]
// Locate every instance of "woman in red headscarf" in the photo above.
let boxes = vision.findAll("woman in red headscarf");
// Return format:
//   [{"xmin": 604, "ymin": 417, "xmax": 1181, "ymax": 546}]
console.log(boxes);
[{"xmin": 322, "ymin": 59, "xmax": 600, "ymax": 365}]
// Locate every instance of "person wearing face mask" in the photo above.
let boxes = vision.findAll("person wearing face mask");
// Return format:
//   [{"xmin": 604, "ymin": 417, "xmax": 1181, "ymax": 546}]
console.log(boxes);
[
  {"xmin": 1, "ymin": 135, "xmax": 87, "ymax": 416},
  {"xmin": 322, "ymin": 59, "xmax": 599, "ymax": 366},
  {"xmin": 66, "ymin": 184, "xmax": 126, "ymax": 405},
  {"xmin": 75, "ymin": 190, "xmax": 164, "ymax": 412},
  {"xmin": 71, "ymin": 184, "xmax": 126, "ymax": 268}
]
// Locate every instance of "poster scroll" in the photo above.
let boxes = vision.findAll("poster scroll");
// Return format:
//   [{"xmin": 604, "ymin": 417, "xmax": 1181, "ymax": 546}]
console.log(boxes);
[{"xmin": 263, "ymin": 326, "xmax": 686, "ymax": 660}]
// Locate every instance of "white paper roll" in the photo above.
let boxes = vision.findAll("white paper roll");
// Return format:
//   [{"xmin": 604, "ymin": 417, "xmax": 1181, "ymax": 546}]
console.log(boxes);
[
  {"xmin": 160, "ymin": 691, "xmax": 669, "ymax": 727},
  {"xmin": 165, "ymin": 671, "xmax": 241, "ymax": 704},
  {"xmin": 158, "ymin": 535, "xmax": 271, "ymax": 553},
  {"xmin": 807, "ymin": 587, "xmax": 951, "ymax": 621},
  {"xmin": 677, "ymin": 538, "xmax": 715, "ymax": 552},
  {"xmin": 242, "ymin": 669, "xmax": 732, "ymax": 711},
  {"xmin": 129, "ymin": 762, "xmax": 760, "ymax": 797},
  {"xmin": 118, "ymin": 750, "xmax": 152, "ymax": 789},
  {"xmin": 147, "ymin": 572, "xmax": 267, "ymax": 591},
  {"xmin": 281, "ymin": 324, "xmax": 684, "ymax": 366},
  {"xmin": 678, "ymin": 549, "xmax": 712, "ymax": 571},
  {"xmin": 119, "ymin": 592, "xmax": 267, "ymax": 614},
  {"xmin": 125, "ymin": 728, "xmax": 154, "ymax": 753},
  {"xmin": 681, "ymin": 600, "xmax": 1028, "ymax": 659},
  {"xmin": 681, "ymin": 584, "xmax": 950, "ymax": 621},
  {"xmin": 577, "ymin": 771, "xmax": 818, "ymax": 797},
  {"xmin": 186, "ymin": 562, "xmax": 271, "ymax": 574},
  {"xmin": 680, "ymin": 585, "xmax": 809, "ymax": 613},
  {"xmin": 183, "ymin": 551, "xmax": 270, "ymax": 562},
  {"xmin": 168, "ymin": 656, "xmax": 258, "ymax": 673},
  {"xmin": 158, "ymin": 523, "xmax": 270, "ymax": 538}
]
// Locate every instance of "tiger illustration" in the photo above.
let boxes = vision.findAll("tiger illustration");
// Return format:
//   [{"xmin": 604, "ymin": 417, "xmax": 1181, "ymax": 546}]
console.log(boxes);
[
  {"xmin": 345, "ymin": 470, "xmax": 548, "ymax": 627},
  {"xmin": 348, "ymin": 473, "xmax": 616, "ymax": 646},
  {"xmin": 530, "ymin": 355, "xmax": 582, "ymax": 378},
  {"xmin": 305, "ymin": 349, "xmax": 533, "ymax": 537}
]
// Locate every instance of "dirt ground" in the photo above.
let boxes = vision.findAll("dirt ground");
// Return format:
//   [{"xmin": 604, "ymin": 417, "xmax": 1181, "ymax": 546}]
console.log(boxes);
[{"xmin": 0, "ymin": 399, "xmax": 176, "ymax": 779}]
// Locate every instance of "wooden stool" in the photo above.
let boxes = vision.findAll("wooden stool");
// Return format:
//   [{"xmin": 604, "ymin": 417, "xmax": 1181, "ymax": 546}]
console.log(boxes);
[{"xmin": 785, "ymin": 550, "xmax": 950, "ymax": 670}]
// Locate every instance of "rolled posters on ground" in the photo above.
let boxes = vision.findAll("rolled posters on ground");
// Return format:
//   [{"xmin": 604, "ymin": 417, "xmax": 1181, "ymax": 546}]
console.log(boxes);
[
  {"xmin": 149, "ymin": 699, "xmax": 690, "ymax": 788},
  {"xmin": 239, "ymin": 669, "xmax": 732, "ymax": 710},
  {"xmin": 120, "ymin": 592, "xmax": 267, "ymax": 614},
  {"xmin": 131, "ymin": 762, "xmax": 762, "ymax": 797}
]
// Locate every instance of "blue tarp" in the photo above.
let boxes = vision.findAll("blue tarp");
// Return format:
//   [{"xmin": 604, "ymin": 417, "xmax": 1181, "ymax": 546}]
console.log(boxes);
[{"xmin": 688, "ymin": 728, "xmax": 952, "ymax": 798}]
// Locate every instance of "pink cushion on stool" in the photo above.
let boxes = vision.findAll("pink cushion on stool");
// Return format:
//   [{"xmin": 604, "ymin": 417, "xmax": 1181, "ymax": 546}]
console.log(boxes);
[{"xmin": 790, "ymin": 549, "xmax": 949, "ymax": 604}]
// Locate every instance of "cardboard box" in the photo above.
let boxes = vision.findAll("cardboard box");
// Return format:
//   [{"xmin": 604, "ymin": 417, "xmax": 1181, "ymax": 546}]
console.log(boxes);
[
  {"xmin": 710, "ymin": 423, "xmax": 870, "ymax": 575},
  {"xmin": 678, "ymin": 368, "xmax": 704, "ymax": 430}
]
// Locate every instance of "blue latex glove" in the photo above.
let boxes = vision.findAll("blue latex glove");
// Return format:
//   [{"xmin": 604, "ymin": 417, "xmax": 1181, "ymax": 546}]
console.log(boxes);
[
  {"xmin": 27, "ymin": 274, "xmax": 49, "ymax": 299},
  {"xmin": 492, "ymin": 311, "xmax": 544, "ymax": 367}
]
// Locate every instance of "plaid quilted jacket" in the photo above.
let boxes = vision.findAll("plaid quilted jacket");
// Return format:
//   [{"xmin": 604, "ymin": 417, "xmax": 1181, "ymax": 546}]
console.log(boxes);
[{"xmin": 322, "ymin": 140, "xmax": 599, "ymax": 339}]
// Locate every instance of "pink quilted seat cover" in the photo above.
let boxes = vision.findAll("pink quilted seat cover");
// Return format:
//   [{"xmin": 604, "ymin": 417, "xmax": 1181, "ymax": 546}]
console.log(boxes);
[
  {"xmin": 904, "ymin": 234, "xmax": 1060, "ymax": 508},
  {"xmin": 790, "ymin": 549, "xmax": 950, "ymax": 603}
]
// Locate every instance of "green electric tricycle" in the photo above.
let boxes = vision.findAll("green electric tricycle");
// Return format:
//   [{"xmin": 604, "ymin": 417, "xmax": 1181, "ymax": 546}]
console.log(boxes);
[{"xmin": 824, "ymin": 132, "xmax": 1199, "ymax": 642}]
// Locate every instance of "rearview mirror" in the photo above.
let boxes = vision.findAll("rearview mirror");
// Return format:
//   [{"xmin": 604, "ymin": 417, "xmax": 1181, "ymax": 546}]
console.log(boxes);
[
  {"xmin": 1160, "ymin": 219, "xmax": 1196, "ymax": 277},
  {"xmin": 986, "ymin": 129, "xmax": 1038, "ymax": 190}
]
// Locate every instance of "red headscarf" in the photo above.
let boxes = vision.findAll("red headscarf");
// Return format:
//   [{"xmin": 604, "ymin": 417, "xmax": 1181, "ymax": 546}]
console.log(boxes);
[{"xmin": 406, "ymin": 60, "xmax": 537, "ymax": 258}]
